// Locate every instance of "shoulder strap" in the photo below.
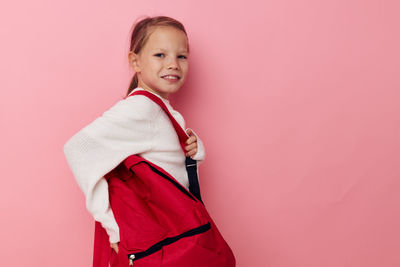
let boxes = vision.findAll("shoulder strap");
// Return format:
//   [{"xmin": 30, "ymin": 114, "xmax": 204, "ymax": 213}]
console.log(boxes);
[{"xmin": 125, "ymin": 89, "xmax": 204, "ymax": 204}]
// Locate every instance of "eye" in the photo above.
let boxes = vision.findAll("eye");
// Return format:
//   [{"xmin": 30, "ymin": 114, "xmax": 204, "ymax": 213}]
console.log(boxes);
[
  {"xmin": 178, "ymin": 55, "xmax": 187, "ymax": 59},
  {"xmin": 154, "ymin": 53, "xmax": 164, "ymax": 57}
]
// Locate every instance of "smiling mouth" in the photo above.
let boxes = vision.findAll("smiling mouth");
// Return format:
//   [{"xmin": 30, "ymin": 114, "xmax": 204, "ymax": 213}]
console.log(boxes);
[{"xmin": 161, "ymin": 75, "xmax": 180, "ymax": 80}]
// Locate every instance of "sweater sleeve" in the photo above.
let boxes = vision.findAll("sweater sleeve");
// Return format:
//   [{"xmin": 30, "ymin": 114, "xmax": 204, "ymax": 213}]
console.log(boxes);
[{"xmin": 63, "ymin": 95, "xmax": 161, "ymax": 244}]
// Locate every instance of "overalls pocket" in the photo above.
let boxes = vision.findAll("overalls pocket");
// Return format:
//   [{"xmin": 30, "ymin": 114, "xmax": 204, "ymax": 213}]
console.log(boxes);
[{"xmin": 121, "ymin": 222, "xmax": 211, "ymax": 266}]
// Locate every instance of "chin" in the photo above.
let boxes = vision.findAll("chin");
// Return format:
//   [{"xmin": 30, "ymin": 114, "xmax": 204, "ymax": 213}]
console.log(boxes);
[{"xmin": 164, "ymin": 86, "xmax": 181, "ymax": 93}]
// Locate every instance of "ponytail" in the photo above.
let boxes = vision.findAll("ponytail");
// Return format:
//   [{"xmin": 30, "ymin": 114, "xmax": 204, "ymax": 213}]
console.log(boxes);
[{"xmin": 126, "ymin": 73, "xmax": 138, "ymax": 96}]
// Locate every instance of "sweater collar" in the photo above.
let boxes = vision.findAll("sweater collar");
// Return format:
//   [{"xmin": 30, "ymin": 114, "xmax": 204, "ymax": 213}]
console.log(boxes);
[{"xmin": 129, "ymin": 87, "xmax": 171, "ymax": 107}]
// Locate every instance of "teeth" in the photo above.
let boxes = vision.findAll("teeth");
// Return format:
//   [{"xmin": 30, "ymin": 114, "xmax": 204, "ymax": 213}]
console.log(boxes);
[{"xmin": 163, "ymin": 75, "xmax": 179, "ymax": 79}]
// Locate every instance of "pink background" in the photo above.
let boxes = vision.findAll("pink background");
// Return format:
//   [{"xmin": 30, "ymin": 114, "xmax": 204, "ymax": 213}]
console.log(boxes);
[{"xmin": 1, "ymin": 0, "xmax": 400, "ymax": 266}]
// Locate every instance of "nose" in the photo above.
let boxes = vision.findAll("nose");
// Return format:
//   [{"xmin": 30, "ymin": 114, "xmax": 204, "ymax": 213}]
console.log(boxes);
[{"xmin": 167, "ymin": 57, "xmax": 179, "ymax": 70}]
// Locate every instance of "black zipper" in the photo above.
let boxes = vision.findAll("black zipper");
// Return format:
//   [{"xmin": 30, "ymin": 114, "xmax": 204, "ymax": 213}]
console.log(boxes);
[{"xmin": 127, "ymin": 222, "xmax": 211, "ymax": 265}]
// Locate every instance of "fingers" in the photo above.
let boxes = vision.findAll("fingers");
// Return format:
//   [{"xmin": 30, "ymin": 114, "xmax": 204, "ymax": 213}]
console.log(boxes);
[
  {"xmin": 185, "ymin": 129, "xmax": 197, "ymax": 143},
  {"xmin": 186, "ymin": 128, "xmax": 194, "ymax": 136},
  {"xmin": 185, "ymin": 142, "xmax": 197, "ymax": 151},
  {"xmin": 185, "ymin": 144, "xmax": 198, "ymax": 157},
  {"xmin": 185, "ymin": 135, "xmax": 197, "ymax": 145},
  {"xmin": 185, "ymin": 128, "xmax": 198, "ymax": 157},
  {"xmin": 186, "ymin": 149, "xmax": 198, "ymax": 157},
  {"xmin": 110, "ymin": 242, "xmax": 119, "ymax": 254}
]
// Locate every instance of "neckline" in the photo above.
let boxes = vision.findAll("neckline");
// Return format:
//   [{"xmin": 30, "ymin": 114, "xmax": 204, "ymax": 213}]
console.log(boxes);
[{"xmin": 129, "ymin": 87, "xmax": 171, "ymax": 106}]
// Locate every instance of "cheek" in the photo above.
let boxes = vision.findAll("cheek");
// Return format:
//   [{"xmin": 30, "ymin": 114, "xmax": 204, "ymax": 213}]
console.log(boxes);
[
  {"xmin": 143, "ymin": 59, "xmax": 158, "ymax": 70},
  {"xmin": 151, "ymin": 62, "xmax": 164, "ymax": 73},
  {"xmin": 181, "ymin": 63, "xmax": 189, "ymax": 74}
]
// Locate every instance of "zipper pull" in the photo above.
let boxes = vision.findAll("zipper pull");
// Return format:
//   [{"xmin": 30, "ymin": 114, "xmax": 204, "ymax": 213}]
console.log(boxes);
[{"xmin": 129, "ymin": 254, "xmax": 135, "ymax": 266}]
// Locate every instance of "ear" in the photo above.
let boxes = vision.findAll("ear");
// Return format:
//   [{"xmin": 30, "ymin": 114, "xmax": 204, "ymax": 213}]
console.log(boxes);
[{"xmin": 128, "ymin": 51, "xmax": 141, "ymax": 73}]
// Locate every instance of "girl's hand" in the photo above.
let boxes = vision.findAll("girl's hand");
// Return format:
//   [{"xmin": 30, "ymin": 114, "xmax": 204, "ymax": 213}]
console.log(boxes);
[
  {"xmin": 110, "ymin": 242, "xmax": 119, "ymax": 254},
  {"xmin": 185, "ymin": 129, "xmax": 198, "ymax": 158}
]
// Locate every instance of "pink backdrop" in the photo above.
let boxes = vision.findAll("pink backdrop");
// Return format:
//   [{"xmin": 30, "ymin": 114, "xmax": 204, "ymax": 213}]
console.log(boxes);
[{"xmin": 1, "ymin": 0, "xmax": 399, "ymax": 266}]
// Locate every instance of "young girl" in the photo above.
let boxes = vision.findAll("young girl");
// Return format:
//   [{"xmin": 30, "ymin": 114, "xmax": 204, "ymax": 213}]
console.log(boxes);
[{"xmin": 63, "ymin": 16, "xmax": 206, "ymax": 256}]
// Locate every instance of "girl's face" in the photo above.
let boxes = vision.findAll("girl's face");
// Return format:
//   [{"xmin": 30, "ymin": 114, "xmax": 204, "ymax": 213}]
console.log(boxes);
[{"xmin": 129, "ymin": 26, "xmax": 189, "ymax": 100}]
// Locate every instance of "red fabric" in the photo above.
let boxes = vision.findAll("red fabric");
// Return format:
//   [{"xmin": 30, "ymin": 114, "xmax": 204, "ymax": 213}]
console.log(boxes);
[{"xmin": 92, "ymin": 90, "xmax": 236, "ymax": 266}]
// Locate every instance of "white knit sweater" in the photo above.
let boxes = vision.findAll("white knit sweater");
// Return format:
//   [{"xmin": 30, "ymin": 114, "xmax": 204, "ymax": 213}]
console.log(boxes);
[{"xmin": 63, "ymin": 87, "xmax": 206, "ymax": 244}]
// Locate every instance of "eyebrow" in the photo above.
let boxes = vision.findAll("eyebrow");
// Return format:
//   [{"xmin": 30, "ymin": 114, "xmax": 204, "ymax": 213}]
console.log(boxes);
[{"xmin": 153, "ymin": 48, "xmax": 188, "ymax": 53}]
